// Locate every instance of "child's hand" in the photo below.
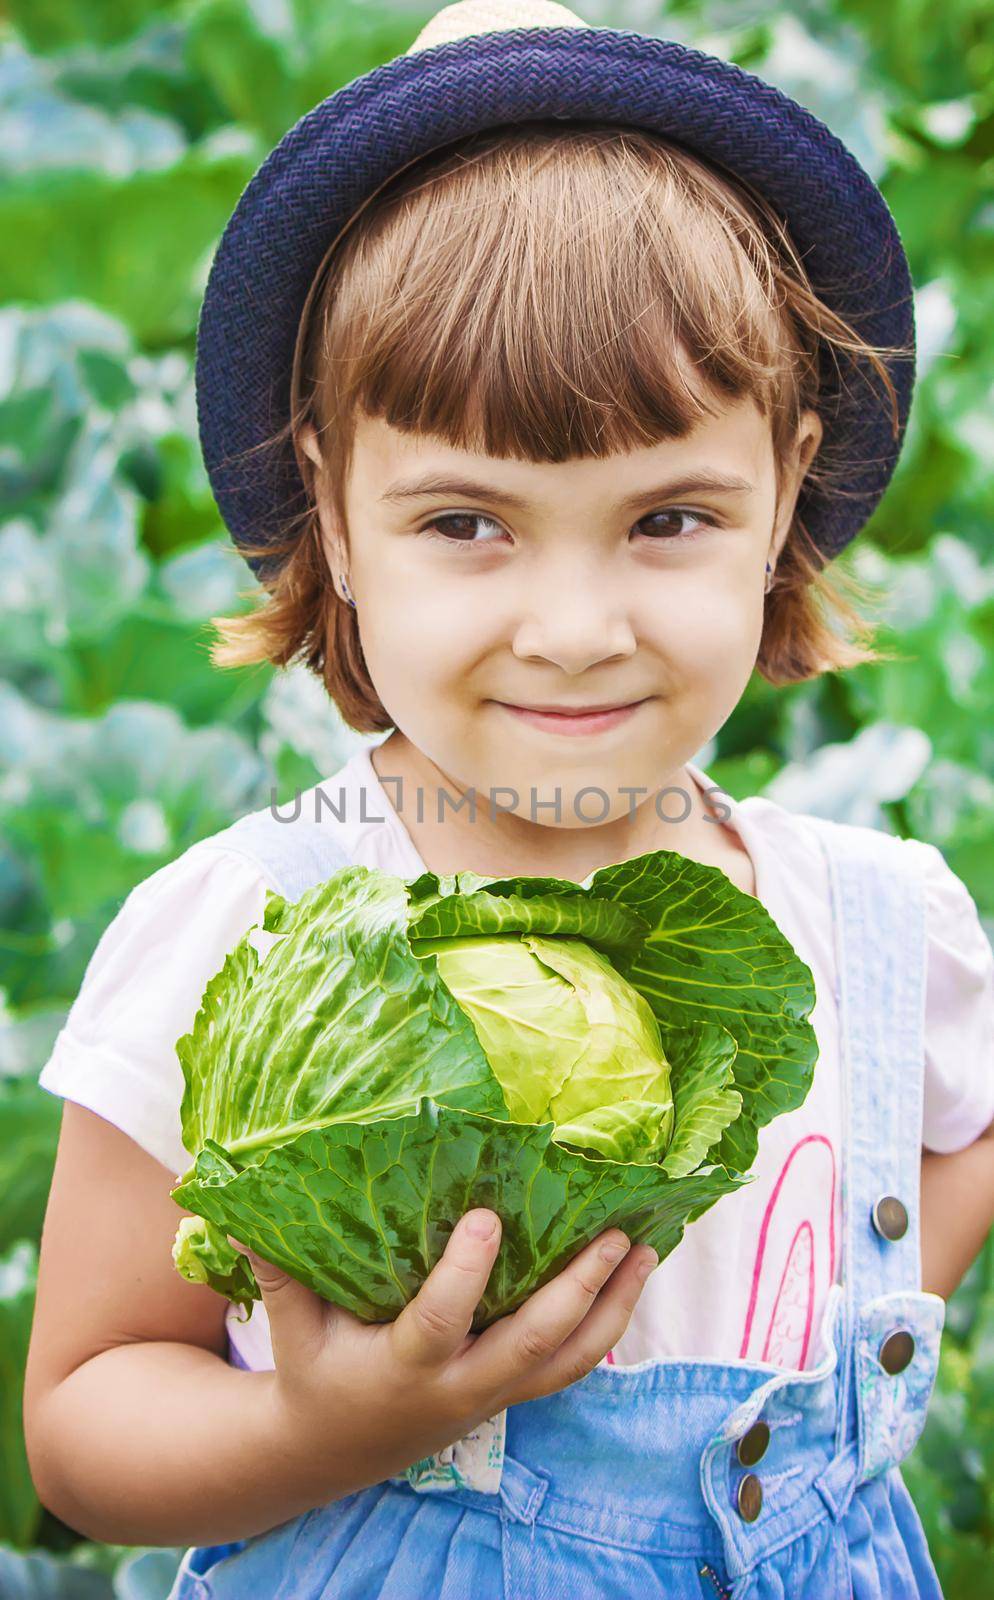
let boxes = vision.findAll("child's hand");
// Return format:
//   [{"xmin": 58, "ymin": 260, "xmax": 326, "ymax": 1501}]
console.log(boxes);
[{"xmin": 230, "ymin": 1212, "xmax": 655, "ymax": 1502}]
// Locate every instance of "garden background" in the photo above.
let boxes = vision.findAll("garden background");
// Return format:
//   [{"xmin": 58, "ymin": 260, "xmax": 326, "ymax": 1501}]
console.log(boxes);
[{"xmin": 1, "ymin": 0, "xmax": 992, "ymax": 1594}]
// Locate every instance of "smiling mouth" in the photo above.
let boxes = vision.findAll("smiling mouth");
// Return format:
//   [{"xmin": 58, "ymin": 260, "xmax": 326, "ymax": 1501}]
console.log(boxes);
[
  {"xmin": 493, "ymin": 699, "xmax": 651, "ymax": 733},
  {"xmin": 502, "ymin": 700, "xmax": 647, "ymax": 715}
]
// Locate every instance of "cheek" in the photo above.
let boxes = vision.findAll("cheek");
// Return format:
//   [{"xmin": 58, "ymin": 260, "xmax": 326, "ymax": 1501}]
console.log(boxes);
[
  {"xmin": 357, "ymin": 588, "xmax": 477, "ymax": 706},
  {"xmin": 640, "ymin": 575, "xmax": 762, "ymax": 667}
]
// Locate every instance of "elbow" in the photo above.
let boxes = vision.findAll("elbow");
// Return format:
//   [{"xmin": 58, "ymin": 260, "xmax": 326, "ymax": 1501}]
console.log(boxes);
[
  {"xmin": 22, "ymin": 1376, "xmax": 56, "ymax": 1511},
  {"xmin": 23, "ymin": 1384, "xmax": 106, "ymax": 1545},
  {"xmin": 25, "ymin": 1461, "xmax": 120, "ymax": 1547},
  {"xmin": 23, "ymin": 1408, "xmax": 70, "ymax": 1533},
  {"xmin": 23, "ymin": 1390, "xmax": 71, "ymax": 1533}
]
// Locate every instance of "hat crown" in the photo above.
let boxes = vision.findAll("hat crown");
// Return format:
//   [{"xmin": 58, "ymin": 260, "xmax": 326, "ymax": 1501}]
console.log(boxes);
[
  {"xmin": 407, "ymin": 0, "xmax": 588, "ymax": 55},
  {"xmin": 197, "ymin": 0, "xmax": 916, "ymax": 573}
]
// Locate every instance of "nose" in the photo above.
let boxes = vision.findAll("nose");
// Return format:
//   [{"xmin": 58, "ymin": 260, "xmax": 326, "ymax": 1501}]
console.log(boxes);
[{"xmin": 509, "ymin": 565, "xmax": 637, "ymax": 674}]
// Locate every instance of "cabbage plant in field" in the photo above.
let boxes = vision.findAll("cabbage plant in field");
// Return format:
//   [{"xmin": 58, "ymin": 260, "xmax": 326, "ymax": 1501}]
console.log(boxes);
[{"xmin": 171, "ymin": 852, "xmax": 818, "ymax": 1327}]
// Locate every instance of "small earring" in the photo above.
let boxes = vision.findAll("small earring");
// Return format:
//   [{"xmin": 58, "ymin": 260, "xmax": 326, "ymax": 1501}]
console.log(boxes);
[
  {"xmin": 338, "ymin": 573, "xmax": 357, "ymax": 610},
  {"xmin": 764, "ymin": 561, "xmax": 774, "ymax": 596}
]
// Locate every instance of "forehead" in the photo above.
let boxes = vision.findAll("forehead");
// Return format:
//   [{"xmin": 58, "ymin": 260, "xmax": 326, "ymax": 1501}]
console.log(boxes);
[{"xmin": 348, "ymin": 395, "xmax": 774, "ymax": 498}]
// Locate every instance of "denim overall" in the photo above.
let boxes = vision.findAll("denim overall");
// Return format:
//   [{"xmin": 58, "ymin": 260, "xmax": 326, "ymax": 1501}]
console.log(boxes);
[{"xmin": 168, "ymin": 804, "xmax": 945, "ymax": 1599}]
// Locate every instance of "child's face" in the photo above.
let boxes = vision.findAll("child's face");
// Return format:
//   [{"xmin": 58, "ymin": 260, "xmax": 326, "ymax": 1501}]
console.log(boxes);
[{"xmin": 307, "ymin": 393, "xmax": 821, "ymax": 830}]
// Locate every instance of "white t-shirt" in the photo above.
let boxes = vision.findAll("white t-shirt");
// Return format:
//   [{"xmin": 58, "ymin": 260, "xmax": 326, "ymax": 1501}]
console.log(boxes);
[{"xmin": 39, "ymin": 749, "xmax": 994, "ymax": 1372}]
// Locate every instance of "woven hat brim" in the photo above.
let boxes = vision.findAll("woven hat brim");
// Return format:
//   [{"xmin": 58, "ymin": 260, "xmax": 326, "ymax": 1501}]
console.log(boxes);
[{"xmin": 195, "ymin": 25, "xmax": 915, "ymax": 580}]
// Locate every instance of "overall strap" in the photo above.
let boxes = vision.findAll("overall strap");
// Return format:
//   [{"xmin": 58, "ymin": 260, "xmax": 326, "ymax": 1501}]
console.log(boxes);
[
  {"xmin": 209, "ymin": 806, "xmax": 356, "ymax": 903},
  {"xmin": 807, "ymin": 815, "xmax": 929, "ymax": 1446}
]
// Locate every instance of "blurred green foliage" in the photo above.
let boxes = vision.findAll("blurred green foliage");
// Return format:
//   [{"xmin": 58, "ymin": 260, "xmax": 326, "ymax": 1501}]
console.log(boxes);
[{"xmin": 0, "ymin": 0, "xmax": 991, "ymax": 1593}]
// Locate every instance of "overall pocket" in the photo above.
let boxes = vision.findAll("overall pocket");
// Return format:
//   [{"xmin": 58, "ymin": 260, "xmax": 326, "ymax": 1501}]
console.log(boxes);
[{"xmin": 853, "ymin": 1290, "xmax": 945, "ymax": 1484}]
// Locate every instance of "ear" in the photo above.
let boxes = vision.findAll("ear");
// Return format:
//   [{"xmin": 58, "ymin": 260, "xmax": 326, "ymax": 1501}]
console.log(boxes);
[
  {"xmin": 796, "ymin": 408, "xmax": 824, "ymax": 476},
  {"xmin": 297, "ymin": 422, "xmax": 349, "ymax": 575},
  {"xmin": 770, "ymin": 408, "xmax": 824, "ymax": 564},
  {"xmin": 298, "ymin": 420, "xmax": 322, "ymax": 473}
]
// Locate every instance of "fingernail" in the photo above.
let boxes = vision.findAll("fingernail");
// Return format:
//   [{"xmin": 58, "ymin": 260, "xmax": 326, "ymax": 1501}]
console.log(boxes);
[
  {"xmin": 637, "ymin": 1249, "xmax": 658, "ymax": 1281},
  {"xmin": 463, "ymin": 1209, "xmax": 499, "ymax": 1239},
  {"xmin": 601, "ymin": 1236, "xmax": 630, "ymax": 1264}
]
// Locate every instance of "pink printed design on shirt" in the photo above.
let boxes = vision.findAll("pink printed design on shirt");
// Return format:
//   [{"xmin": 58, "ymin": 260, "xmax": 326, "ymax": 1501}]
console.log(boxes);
[
  {"xmin": 740, "ymin": 1134, "xmax": 836, "ymax": 1369},
  {"xmin": 762, "ymin": 1220, "xmax": 815, "ymax": 1366}
]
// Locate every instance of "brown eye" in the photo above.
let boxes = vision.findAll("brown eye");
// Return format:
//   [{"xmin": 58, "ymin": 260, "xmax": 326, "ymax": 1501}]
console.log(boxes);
[
  {"xmin": 420, "ymin": 513, "xmax": 505, "ymax": 546},
  {"xmin": 637, "ymin": 509, "xmax": 715, "ymax": 540}
]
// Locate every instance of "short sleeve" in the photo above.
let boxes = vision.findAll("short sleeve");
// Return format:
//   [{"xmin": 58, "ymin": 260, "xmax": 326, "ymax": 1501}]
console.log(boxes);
[
  {"xmin": 912, "ymin": 840, "xmax": 994, "ymax": 1153},
  {"xmin": 38, "ymin": 843, "xmax": 271, "ymax": 1176}
]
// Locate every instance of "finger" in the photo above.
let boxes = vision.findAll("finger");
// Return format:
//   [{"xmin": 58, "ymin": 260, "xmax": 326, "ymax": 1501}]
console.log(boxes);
[
  {"xmin": 461, "ymin": 1228, "xmax": 632, "ymax": 1393},
  {"xmin": 228, "ymin": 1236, "xmax": 328, "ymax": 1364},
  {"xmin": 390, "ymin": 1209, "xmax": 502, "ymax": 1369},
  {"xmin": 513, "ymin": 1245, "xmax": 657, "ymax": 1403}
]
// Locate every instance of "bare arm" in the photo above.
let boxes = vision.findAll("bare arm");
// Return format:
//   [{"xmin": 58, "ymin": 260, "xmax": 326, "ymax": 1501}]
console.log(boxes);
[
  {"xmin": 22, "ymin": 1103, "xmax": 317, "ymax": 1545},
  {"xmin": 31, "ymin": 1346, "xmax": 304, "ymax": 1545},
  {"xmin": 920, "ymin": 1115, "xmax": 994, "ymax": 1300}
]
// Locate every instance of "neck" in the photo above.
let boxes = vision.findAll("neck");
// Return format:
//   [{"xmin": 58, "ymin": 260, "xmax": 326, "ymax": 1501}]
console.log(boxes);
[{"xmin": 369, "ymin": 733, "xmax": 742, "ymax": 886}]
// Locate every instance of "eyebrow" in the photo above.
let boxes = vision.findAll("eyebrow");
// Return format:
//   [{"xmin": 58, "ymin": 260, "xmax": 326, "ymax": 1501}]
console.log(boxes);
[{"xmin": 379, "ymin": 470, "xmax": 756, "ymax": 511}]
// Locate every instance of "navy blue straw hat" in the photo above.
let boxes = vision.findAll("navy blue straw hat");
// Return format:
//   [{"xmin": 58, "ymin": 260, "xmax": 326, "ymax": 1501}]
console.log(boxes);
[{"xmin": 195, "ymin": 0, "xmax": 916, "ymax": 584}]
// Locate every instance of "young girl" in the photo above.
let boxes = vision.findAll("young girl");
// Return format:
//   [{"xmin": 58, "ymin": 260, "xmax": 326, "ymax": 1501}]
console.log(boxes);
[{"xmin": 23, "ymin": 4, "xmax": 994, "ymax": 1597}]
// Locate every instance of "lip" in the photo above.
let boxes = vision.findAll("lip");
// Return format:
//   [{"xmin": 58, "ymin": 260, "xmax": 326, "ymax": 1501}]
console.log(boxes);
[
  {"xmin": 495, "ymin": 699, "xmax": 649, "ymax": 735},
  {"xmin": 512, "ymin": 700, "xmax": 641, "ymax": 714}
]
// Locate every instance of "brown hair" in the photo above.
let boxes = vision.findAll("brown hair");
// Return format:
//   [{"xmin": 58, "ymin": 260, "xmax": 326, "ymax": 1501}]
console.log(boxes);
[{"xmin": 207, "ymin": 120, "xmax": 907, "ymax": 733}]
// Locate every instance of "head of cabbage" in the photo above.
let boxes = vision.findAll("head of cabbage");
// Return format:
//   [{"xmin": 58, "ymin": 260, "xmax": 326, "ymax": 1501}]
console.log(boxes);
[
  {"xmin": 172, "ymin": 851, "xmax": 817, "ymax": 1327},
  {"xmin": 413, "ymin": 932, "xmax": 675, "ymax": 1163}
]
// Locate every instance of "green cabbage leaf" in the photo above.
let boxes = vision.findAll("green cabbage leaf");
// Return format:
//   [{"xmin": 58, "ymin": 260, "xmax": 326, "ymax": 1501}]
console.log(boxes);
[{"xmin": 171, "ymin": 848, "xmax": 817, "ymax": 1327}]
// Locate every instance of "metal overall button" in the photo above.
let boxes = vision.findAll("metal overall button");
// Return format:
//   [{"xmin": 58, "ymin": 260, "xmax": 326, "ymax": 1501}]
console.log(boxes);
[
  {"xmin": 870, "ymin": 1196, "xmax": 909, "ymax": 1242},
  {"xmin": 735, "ymin": 1420, "xmax": 770, "ymax": 1467},
  {"xmin": 879, "ymin": 1329, "xmax": 915, "ymax": 1375},
  {"xmin": 736, "ymin": 1473, "xmax": 763, "ymax": 1522}
]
